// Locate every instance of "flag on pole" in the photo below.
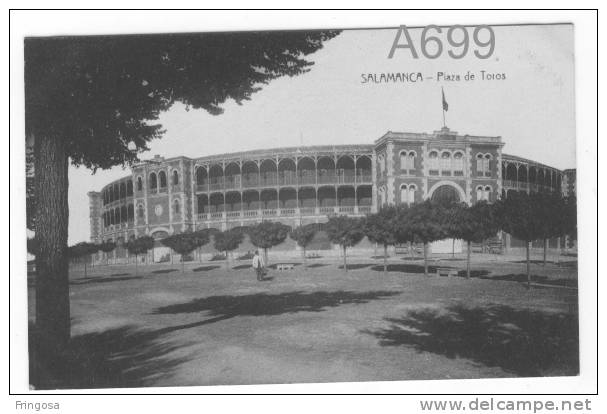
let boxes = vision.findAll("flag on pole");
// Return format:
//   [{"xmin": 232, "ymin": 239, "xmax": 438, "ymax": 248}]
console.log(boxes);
[{"xmin": 442, "ymin": 88, "xmax": 449, "ymax": 112}]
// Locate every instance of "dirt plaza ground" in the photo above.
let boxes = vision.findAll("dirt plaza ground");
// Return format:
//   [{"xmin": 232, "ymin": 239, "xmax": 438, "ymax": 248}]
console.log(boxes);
[{"xmin": 28, "ymin": 251, "xmax": 579, "ymax": 389}]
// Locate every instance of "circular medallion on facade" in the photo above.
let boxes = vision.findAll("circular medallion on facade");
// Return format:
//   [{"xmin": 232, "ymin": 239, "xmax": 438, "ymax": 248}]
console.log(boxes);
[{"xmin": 154, "ymin": 204, "xmax": 163, "ymax": 216}]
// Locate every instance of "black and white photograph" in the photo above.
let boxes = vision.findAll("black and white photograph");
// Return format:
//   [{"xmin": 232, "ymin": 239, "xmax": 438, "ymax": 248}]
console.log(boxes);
[{"xmin": 10, "ymin": 9, "xmax": 598, "ymax": 400}]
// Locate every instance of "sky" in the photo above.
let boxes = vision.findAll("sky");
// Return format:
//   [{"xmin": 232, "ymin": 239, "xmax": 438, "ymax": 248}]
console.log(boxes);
[{"xmin": 67, "ymin": 24, "xmax": 575, "ymax": 244}]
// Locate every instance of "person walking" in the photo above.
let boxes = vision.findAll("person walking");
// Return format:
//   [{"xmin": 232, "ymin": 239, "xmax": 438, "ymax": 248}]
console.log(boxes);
[{"xmin": 252, "ymin": 250, "xmax": 265, "ymax": 281}]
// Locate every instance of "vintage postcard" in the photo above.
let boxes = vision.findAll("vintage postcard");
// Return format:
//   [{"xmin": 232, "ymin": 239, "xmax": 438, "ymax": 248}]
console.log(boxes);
[{"xmin": 21, "ymin": 20, "xmax": 582, "ymax": 392}]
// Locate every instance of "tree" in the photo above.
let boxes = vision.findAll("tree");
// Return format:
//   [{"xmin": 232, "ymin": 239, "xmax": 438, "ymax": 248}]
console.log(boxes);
[
  {"xmin": 534, "ymin": 192, "xmax": 574, "ymax": 266},
  {"xmin": 393, "ymin": 204, "xmax": 416, "ymax": 259},
  {"xmin": 25, "ymin": 30, "xmax": 339, "ymax": 348},
  {"xmin": 364, "ymin": 206, "xmax": 398, "ymax": 274},
  {"xmin": 213, "ymin": 229, "xmax": 244, "ymax": 269},
  {"xmin": 124, "ymin": 236, "xmax": 155, "ymax": 276},
  {"xmin": 407, "ymin": 200, "xmax": 448, "ymax": 276},
  {"xmin": 325, "ymin": 216, "xmax": 365, "ymax": 272},
  {"xmin": 191, "ymin": 229, "xmax": 211, "ymax": 262},
  {"xmin": 98, "ymin": 240, "xmax": 116, "ymax": 265},
  {"xmin": 562, "ymin": 195, "xmax": 577, "ymax": 253},
  {"xmin": 249, "ymin": 221, "xmax": 291, "ymax": 265},
  {"xmin": 161, "ymin": 233, "xmax": 200, "ymax": 273},
  {"xmin": 289, "ymin": 224, "xmax": 317, "ymax": 269},
  {"xmin": 495, "ymin": 192, "xmax": 544, "ymax": 288},
  {"xmin": 67, "ymin": 242, "xmax": 99, "ymax": 278},
  {"xmin": 450, "ymin": 201, "xmax": 499, "ymax": 278}
]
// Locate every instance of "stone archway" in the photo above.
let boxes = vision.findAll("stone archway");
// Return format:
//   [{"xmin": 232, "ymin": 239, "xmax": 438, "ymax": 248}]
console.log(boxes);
[
  {"xmin": 427, "ymin": 181, "xmax": 465, "ymax": 203},
  {"xmin": 426, "ymin": 182, "xmax": 465, "ymax": 254}
]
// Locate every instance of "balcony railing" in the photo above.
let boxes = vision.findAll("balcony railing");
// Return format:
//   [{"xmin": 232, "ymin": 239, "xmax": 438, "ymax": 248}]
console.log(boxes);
[
  {"xmin": 338, "ymin": 206, "xmax": 355, "ymax": 213},
  {"xmin": 262, "ymin": 209, "xmax": 277, "ymax": 216},
  {"xmin": 194, "ymin": 206, "xmax": 374, "ymax": 222},
  {"xmin": 193, "ymin": 169, "xmax": 374, "ymax": 191}
]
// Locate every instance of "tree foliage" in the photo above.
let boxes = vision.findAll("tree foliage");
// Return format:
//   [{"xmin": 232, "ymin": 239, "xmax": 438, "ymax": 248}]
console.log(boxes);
[
  {"xmin": 25, "ymin": 31, "xmax": 340, "ymax": 170},
  {"xmin": 125, "ymin": 236, "xmax": 155, "ymax": 256},
  {"xmin": 448, "ymin": 201, "xmax": 499, "ymax": 278},
  {"xmin": 450, "ymin": 201, "xmax": 499, "ymax": 244},
  {"xmin": 160, "ymin": 233, "xmax": 199, "ymax": 257},
  {"xmin": 325, "ymin": 215, "xmax": 365, "ymax": 272},
  {"xmin": 495, "ymin": 192, "xmax": 545, "ymax": 286},
  {"xmin": 407, "ymin": 200, "xmax": 449, "ymax": 276},
  {"xmin": 495, "ymin": 193, "xmax": 543, "ymax": 243},
  {"xmin": 289, "ymin": 224, "xmax": 318, "ymax": 268},
  {"xmin": 161, "ymin": 233, "xmax": 201, "ymax": 272},
  {"xmin": 407, "ymin": 200, "xmax": 448, "ymax": 244},
  {"xmin": 289, "ymin": 224, "xmax": 317, "ymax": 248},
  {"xmin": 364, "ymin": 206, "xmax": 399, "ymax": 273},
  {"xmin": 393, "ymin": 204, "xmax": 416, "ymax": 245},
  {"xmin": 213, "ymin": 229, "xmax": 244, "ymax": 254},
  {"xmin": 67, "ymin": 242, "xmax": 99, "ymax": 260},
  {"xmin": 67, "ymin": 242, "xmax": 99, "ymax": 278},
  {"xmin": 364, "ymin": 206, "xmax": 398, "ymax": 247},
  {"xmin": 325, "ymin": 216, "xmax": 366, "ymax": 248},
  {"xmin": 98, "ymin": 240, "xmax": 116, "ymax": 253},
  {"xmin": 249, "ymin": 221, "xmax": 290, "ymax": 249},
  {"xmin": 249, "ymin": 221, "xmax": 291, "ymax": 263}
]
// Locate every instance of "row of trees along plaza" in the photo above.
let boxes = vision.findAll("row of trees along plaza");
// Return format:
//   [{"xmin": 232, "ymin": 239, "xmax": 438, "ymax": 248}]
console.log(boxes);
[{"xmin": 49, "ymin": 191, "xmax": 576, "ymax": 288}]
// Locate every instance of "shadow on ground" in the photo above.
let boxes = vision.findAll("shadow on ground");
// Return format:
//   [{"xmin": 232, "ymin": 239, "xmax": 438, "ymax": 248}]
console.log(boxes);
[
  {"xmin": 150, "ymin": 290, "xmax": 402, "ymax": 334},
  {"xmin": 152, "ymin": 269, "xmax": 178, "ymax": 274},
  {"xmin": 338, "ymin": 264, "xmax": 373, "ymax": 270},
  {"xmin": 485, "ymin": 273, "xmax": 577, "ymax": 288},
  {"xmin": 306, "ymin": 263, "xmax": 328, "ymax": 268},
  {"xmin": 29, "ymin": 324, "xmax": 190, "ymax": 390},
  {"xmin": 364, "ymin": 303, "xmax": 578, "ymax": 377},
  {"xmin": 192, "ymin": 265, "xmax": 221, "ymax": 272},
  {"xmin": 370, "ymin": 264, "xmax": 457, "ymax": 274},
  {"xmin": 70, "ymin": 276, "xmax": 143, "ymax": 285},
  {"xmin": 512, "ymin": 260, "xmax": 578, "ymax": 268}
]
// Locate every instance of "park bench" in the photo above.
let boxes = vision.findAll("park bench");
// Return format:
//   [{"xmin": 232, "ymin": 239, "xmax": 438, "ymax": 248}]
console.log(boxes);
[
  {"xmin": 436, "ymin": 267, "xmax": 458, "ymax": 278},
  {"xmin": 276, "ymin": 263, "xmax": 295, "ymax": 271}
]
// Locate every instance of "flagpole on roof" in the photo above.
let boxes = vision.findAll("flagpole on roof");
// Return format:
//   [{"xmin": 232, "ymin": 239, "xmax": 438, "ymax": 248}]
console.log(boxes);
[{"xmin": 441, "ymin": 87, "xmax": 447, "ymax": 128}]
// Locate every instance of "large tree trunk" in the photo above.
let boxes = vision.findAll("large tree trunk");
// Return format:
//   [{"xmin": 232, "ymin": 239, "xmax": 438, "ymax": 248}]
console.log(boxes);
[
  {"xmin": 302, "ymin": 246, "xmax": 307, "ymax": 270},
  {"xmin": 343, "ymin": 245, "xmax": 347, "ymax": 272},
  {"xmin": 556, "ymin": 237, "xmax": 561, "ymax": 265},
  {"xmin": 543, "ymin": 238, "xmax": 548, "ymax": 266},
  {"xmin": 34, "ymin": 134, "xmax": 70, "ymax": 352},
  {"xmin": 263, "ymin": 248, "xmax": 268, "ymax": 266},
  {"xmin": 466, "ymin": 240, "xmax": 471, "ymax": 279},
  {"xmin": 452, "ymin": 239, "xmax": 455, "ymax": 259},
  {"xmin": 383, "ymin": 244, "xmax": 388, "ymax": 274},
  {"xmin": 526, "ymin": 241, "xmax": 531, "ymax": 289},
  {"xmin": 423, "ymin": 242, "xmax": 428, "ymax": 276},
  {"xmin": 135, "ymin": 254, "xmax": 138, "ymax": 276},
  {"xmin": 83, "ymin": 260, "xmax": 87, "ymax": 278}
]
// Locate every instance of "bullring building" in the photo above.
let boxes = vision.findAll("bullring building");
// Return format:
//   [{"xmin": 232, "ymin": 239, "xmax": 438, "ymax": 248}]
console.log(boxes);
[{"xmin": 88, "ymin": 127, "xmax": 569, "ymax": 261}]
